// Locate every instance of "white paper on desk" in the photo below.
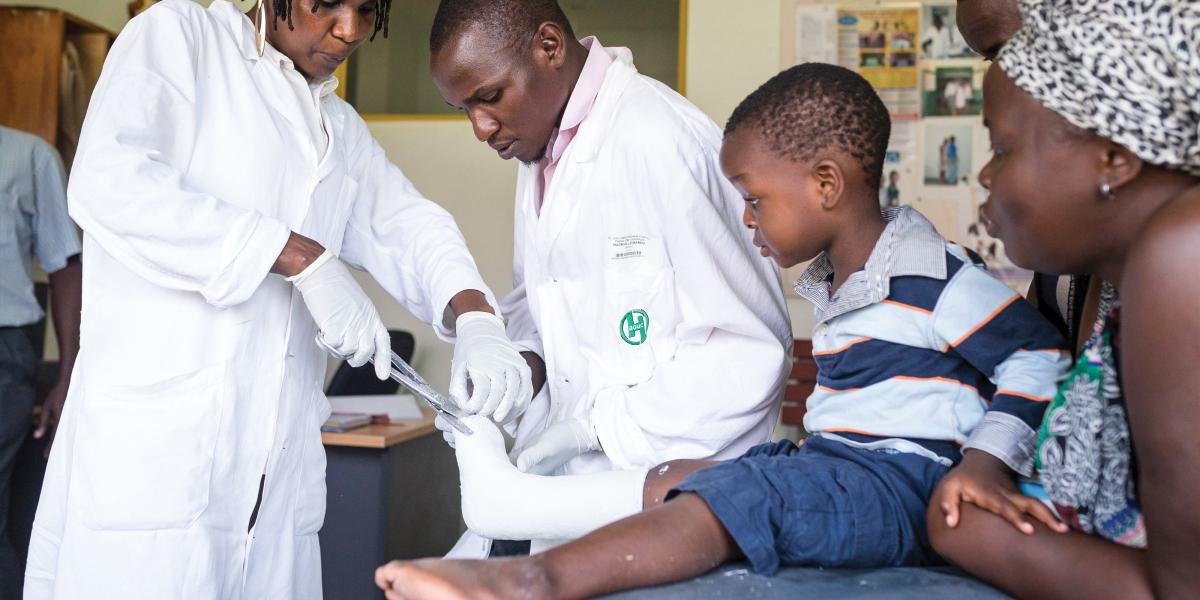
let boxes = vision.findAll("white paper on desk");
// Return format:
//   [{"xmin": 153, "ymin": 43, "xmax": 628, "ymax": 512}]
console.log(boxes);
[{"xmin": 328, "ymin": 394, "xmax": 423, "ymax": 422}]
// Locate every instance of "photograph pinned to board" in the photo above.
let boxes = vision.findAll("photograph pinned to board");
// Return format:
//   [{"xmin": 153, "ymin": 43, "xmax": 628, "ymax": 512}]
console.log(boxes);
[
  {"xmin": 878, "ymin": 87, "xmax": 922, "ymax": 119},
  {"xmin": 961, "ymin": 182, "xmax": 1035, "ymax": 293},
  {"xmin": 920, "ymin": 3, "xmax": 978, "ymax": 60},
  {"xmin": 880, "ymin": 152, "xmax": 905, "ymax": 210},
  {"xmin": 922, "ymin": 63, "xmax": 983, "ymax": 117},
  {"xmin": 836, "ymin": 6, "xmax": 921, "ymax": 89},
  {"xmin": 880, "ymin": 120, "xmax": 919, "ymax": 210},
  {"xmin": 923, "ymin": 121, "xmax": 973, "ymax": 187},
  {"xmin": 890, "ymin": 52, "xmax": 917, "ymax": 68},
  {"xmin": 793, "ymin": 4, "xmax": 840, "ymax": 65}
]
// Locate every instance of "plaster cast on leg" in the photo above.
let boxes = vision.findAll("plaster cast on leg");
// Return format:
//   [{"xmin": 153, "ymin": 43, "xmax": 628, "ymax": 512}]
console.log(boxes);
[{"xmin": 453, "ymin": 415, "xmax": 647, "ymax": 542}]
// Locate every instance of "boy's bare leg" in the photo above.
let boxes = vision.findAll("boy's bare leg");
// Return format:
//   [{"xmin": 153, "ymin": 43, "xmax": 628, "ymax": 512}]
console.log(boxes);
[
  {"xmin": 379, "ymin": 493, "xmax": 738, "ymax": 600},
  {"xmin": 641, "ymin": 458, "xmax": 716, "ymax": 505},
  {"xmin": 377, "ymin": 459, "xmax": 734, "ymax": 600},
  {"xmin": 928, "ymin": 502, "xmax": 1152, "ymax": 599}
]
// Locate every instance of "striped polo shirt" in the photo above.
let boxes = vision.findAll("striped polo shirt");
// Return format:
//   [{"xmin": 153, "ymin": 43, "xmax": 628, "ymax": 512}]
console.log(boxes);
[{"xmin": 795, "ymin": 207, "xmax": 1069, "ymax": 474}]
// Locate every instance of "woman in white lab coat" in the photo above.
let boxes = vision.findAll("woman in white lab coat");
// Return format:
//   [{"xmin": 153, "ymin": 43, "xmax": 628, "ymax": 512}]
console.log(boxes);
[{"xmin": 23, "ymin": 1, "xmax": 532, "ymax": 598}]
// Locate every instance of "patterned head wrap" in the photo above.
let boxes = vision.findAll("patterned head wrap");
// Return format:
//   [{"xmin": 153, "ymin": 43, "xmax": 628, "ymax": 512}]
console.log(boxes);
[{"xmin": 998, "ymin": 0, "xmax": 1200, "ymax": 177}]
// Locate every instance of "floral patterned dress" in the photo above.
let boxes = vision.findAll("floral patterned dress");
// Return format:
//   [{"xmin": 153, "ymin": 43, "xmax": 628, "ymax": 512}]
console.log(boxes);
[{"xmin": 1035, "ymin": 282, "xmax": 1147, "ymax": 547}]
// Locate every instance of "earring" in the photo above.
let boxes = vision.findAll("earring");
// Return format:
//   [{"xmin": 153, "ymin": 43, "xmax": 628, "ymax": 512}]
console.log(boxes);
[
  {"xmin": 255, "ymin": 1, "xmax": 267, "ymax": 57},
  {"xmin": 1099, "ymin": 181, "xmax": 1115, "ymax": 199}
]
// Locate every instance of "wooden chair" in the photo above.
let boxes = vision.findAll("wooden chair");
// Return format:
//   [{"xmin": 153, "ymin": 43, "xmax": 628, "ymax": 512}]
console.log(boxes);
[{"xmin": 781, "ymin": 339, "xmax": 818, "ymax": 427}]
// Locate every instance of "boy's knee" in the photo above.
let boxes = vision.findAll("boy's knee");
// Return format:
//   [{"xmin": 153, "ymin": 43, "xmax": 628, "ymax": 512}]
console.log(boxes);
[
  {"xmin": 926, "ymin": 501, "xmax": 985, "ymax": 565},
  {"xmin": 642, "ymin": 459, "xmax": 713, "ymax": 508},
  {"xmin": 925, "ymin": 500, "xmax": 957, "ymax": 558}
]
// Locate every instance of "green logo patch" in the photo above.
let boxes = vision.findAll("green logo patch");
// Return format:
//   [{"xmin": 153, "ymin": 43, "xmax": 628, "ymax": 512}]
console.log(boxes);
[{"xmin": 620, "ymin": 309, "xmax": 650, "ymax": 345}]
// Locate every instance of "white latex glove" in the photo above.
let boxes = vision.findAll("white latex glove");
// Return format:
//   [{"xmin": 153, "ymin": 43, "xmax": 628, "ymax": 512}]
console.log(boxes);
[
  {"xmin": 449, "ymin": 311, "xmax": 534, "ymax": 424},
  {"xmin": 515, "ymin": 417, "xmax": 599, "ymax": 475},
  {"xmin": 288, "ymin": 250, "xmax": 390, "ymax": 381},
  {"xmin": 434, "ymin": 414, "xmax": 456, "ymax": 449}
]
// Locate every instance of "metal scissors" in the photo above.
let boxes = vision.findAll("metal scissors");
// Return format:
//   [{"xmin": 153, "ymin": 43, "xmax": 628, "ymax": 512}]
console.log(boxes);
[
  {"xmin": 320, "ymin": 340, "xmax": 473, "ymax": 436},
  {"xmin": 382, "ymin": 350, "xmax": 473, "ymax": 435}
]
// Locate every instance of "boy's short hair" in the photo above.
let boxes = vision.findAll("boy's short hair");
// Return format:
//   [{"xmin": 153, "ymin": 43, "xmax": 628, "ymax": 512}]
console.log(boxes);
[{"xmin": 726, "ymin": 63, "xmax": 891, "ymax": 190}]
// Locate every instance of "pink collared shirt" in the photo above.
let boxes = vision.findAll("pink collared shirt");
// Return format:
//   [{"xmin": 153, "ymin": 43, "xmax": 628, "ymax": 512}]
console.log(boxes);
[{"xmin": 536, "ymin": 37, "xmax": 613, "ymax": 213}]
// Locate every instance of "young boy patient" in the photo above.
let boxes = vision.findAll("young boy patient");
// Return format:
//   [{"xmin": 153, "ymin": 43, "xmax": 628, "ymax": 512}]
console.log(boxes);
[{"xmin": 376, "ymin": 63, "xmax": 1069, "ymax": 599}]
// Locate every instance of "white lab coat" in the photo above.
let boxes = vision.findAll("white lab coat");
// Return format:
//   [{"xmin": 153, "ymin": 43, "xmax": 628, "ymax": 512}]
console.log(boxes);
[
  {"xmin": 24, "ymin": 1, "xmax": 493, "ymax": 598},
  {"xmin": 504, "ymin": 48, "xmax": 793, "ymax": 475}
]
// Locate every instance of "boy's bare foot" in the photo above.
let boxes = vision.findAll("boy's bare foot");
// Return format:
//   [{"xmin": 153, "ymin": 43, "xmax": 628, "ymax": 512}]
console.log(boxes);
[{"xmin": 376, "ymin": 557, "xmax": 552, "ymax": 600}]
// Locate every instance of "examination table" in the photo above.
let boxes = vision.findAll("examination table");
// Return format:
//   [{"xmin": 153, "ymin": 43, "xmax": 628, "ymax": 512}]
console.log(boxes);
[{"xmin": 604, "ymin": 563, "xmax": 1009, "ymax": 599}]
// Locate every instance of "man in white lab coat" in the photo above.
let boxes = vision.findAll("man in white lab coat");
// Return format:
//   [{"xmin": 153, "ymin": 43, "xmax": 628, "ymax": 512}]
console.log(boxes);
[
  {"xmin": 428, "ymin": 0, "xmax": 793, "ymax": 552},
  {"xmin": 23, "ymin": 1, "xmax": 532, "ymax": 598}
]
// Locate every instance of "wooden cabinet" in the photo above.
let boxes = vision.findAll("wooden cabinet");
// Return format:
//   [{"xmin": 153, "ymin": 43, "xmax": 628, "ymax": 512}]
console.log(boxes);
[
  {"xmin": 320, "ymin": 409, "xmax": 463, "ymax": 600},
  {"xmin": 0, "ymin": 7, "xmax": 115, "ymax": 167}
]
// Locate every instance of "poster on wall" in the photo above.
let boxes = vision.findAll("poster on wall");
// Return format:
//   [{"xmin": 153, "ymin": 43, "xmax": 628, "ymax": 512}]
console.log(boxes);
[
  {"xmin": 920, "ymin": 3, "xmax": 978, "ymax": 59},
  {"xmin": 921, "ymin": 63, "xmax": 983, "ymax": 117},
  {"xmin": 836, "ymin": 6, "xmax": 921, "ymax": 90},
  {"xmin": 794, "ymin": 5, "xmax": 840, "ymax": 65},
  {"xmin": 879, "ymin": 151, "xmax": 907, "ymax": 209},
  {"xmin": 923, "ymin": 121, "xmax": 973, "ymax": 187},
  {"xmin": 879, "ymin": 121, "xmax": 919, "ymax": 210},
  {"xmin": 961, "ymin": 183, "xmax": 1035, "ymax": 293}
]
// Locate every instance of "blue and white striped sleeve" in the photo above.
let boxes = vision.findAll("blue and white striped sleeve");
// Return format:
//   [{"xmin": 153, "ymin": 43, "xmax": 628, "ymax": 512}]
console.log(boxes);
[
  {"xmin": 31, "ymin": 139, "xmax": 80, "ymax": 273},
  {"xmin": 932, "ymin": 262, "xmax": 1070, "ymax": 475}
]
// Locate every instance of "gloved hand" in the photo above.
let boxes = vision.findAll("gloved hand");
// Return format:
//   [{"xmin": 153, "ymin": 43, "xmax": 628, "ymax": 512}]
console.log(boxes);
[
  {"xmin": 434, "ymin": 414, "xmax": 456, "ymax": 448},
  {"xmin": 289, "ymin": 250, "xmax": 390, "ymax": 381},
  {"xmin": 449, "ymin": 311, "xmax": 534, "ymax": 424},
  {"xmin": 515, "ymin": 417, "xmax": 599, "ymax": 475}
]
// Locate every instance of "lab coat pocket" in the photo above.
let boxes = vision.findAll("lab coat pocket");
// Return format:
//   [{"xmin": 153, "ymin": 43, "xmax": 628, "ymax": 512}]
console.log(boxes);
[
  {"xmin": 600, "ymin": 266, "xmax": 665, "ymax": 384},
  {"xmin": 75, "ymin": 363, "xmax": 227, "ymax": 531},
  {"xmin": 293, "ymin": 396, "xmax": 328, "ymax": 536}
]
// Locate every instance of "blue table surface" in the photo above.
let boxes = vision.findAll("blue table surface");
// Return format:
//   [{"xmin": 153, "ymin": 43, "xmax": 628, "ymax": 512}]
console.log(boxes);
[{"xmin": 603, "ymin": 564, "xmax": 1010, "ymax": 599}]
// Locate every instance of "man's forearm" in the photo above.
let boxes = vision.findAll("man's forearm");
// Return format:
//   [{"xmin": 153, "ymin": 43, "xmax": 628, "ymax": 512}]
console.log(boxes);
[
  {"xmin": 448, "ymin": 289, "xmax": 495, "ymax": 318},
  {"xmin": 48, "ymin": 255, "xmax": 82, "ymax": 382},
  {"xmin": 271, "ymin": 232, "xmax": 325, "ymax": 278},
  {"xmin": 442, "ymin": 289, "xmax": 497, "ymax": 331},
  {"xmin": 522, "ymin": 351, "xmax": 547, "ymax": 396}
]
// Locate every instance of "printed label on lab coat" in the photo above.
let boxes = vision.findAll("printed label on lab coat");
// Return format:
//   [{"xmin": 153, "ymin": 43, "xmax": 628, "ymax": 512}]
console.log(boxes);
[{"xmin": 607, "ymin": 235, "xmax": 660, "ymax": 264}]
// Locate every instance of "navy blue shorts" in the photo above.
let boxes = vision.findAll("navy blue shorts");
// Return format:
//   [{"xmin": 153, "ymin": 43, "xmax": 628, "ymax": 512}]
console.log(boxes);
[{"xmin": 669, "ymin": 436, "xmax": 951, "ymax": 575}]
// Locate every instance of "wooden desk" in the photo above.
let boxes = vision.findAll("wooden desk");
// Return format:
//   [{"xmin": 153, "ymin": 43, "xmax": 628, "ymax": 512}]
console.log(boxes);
[
  {"xmin": 321, "ymin": 410, "xmax": 439, "ymax": 449},
  {"xmin": 319, "ymin": 407, "xmax": 462, "ymax": 599}
]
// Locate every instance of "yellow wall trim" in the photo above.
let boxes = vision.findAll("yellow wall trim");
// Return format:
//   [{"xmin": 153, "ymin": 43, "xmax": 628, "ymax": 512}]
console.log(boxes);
[
  {"xmin": 678, "ymin": 0, "xmax": 689, "ymax": 96},
  {"xmin": 362, "ymin": 114, "xmax": 469, "ymax": 122}
]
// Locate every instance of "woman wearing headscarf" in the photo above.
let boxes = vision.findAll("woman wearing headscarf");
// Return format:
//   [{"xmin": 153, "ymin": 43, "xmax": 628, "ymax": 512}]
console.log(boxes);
[{"xmin": 927, "ymin": 1, "xmax": 1200, "ymax": 597}]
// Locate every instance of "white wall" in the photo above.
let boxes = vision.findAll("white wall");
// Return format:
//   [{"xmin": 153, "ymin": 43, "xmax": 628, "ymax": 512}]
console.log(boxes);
[
  {"xmin": 685, "ymin": 0, "xmax": 817, "ymax": 337},
  {"xmin": 687, "ymin": 0, "xmax": 783, "ymax": 127},
  {"xmin": 356, "ymin": 119, "xmax": 518, "ymax": 391}
]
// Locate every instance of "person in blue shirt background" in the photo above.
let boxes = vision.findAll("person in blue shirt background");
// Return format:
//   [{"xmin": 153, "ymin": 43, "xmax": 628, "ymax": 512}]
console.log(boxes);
[{"xmin": 0, "ymin": 124, "xmax": 82, "ymax": 597}]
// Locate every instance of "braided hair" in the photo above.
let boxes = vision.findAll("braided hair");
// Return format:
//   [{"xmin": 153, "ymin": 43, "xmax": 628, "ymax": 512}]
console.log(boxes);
[{"xmin": 271, "ymin": 0, "xmax": 392, "ymax": 41}]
